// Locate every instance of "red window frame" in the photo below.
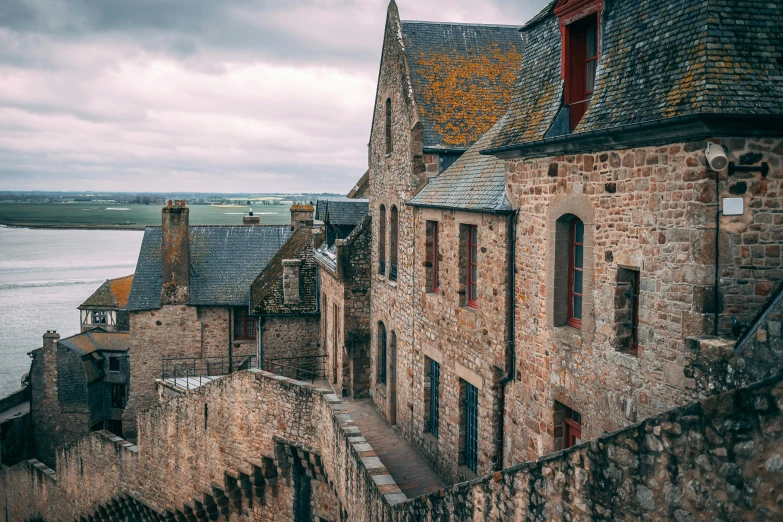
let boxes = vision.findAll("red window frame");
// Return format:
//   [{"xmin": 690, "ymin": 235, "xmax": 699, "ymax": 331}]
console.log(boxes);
[
  {"xmin": 428, "ymin": 221, "xmax": 440, "ymax": 293},
  {"xmin": 567, "ymin": 219, "xmax": 584, "ymax": 328},
  {"xmin": 467, "ymin": 225, "xmax": 478, "ymax": 307},
  {"xmin": 563, "ymin": 406, "xmax": 582, "ymax": 449},
  {"xmin": 233, "ymin": 307, "xmax": 256, "ymax": 340},
  {"xmin": 555, "ymin": 0, "xmax": 603, "ymax": 131}
]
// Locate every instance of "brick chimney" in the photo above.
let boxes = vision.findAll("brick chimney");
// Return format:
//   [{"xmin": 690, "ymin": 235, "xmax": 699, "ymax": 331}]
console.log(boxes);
[
  {"xmin": 282, "ymin": 259, "xmax": 302, "ymax": 304},
  {"xmin": 160, "ymin": 200, "xmax": 190, "ymax": 305},
  {"xmin": 289, "ymin": 204, "xmax": 314, "ymax": 232},
  {"xmin": 243, "ymin": 207, "xmax": 260, "ymax": 225}
]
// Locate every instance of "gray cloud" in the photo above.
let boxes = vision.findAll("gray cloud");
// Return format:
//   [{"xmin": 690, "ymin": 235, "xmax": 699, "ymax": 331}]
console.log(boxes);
[{"xmin": 0, "ymin": 0, "xmax": 550, "ymax": 193}]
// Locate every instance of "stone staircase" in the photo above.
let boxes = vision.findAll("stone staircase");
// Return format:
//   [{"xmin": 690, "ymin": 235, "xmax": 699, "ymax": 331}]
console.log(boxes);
[{"xmin": 70, "ymin": 441, "xmax": 328, "ymax": 522}]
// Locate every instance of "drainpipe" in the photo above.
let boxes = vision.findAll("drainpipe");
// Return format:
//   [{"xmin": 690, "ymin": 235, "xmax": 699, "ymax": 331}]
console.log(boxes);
[
  {"xmin": 494, "ymin": 209, "xmax": 518, "ymax": 470},
  {"xmin": 714, "ymin": 171, "xmax": 721, "ymax": 336}
]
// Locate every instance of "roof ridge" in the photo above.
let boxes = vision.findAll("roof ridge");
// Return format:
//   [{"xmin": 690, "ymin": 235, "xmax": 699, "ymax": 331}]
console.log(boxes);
[{"xmin": 401, "ymin": 20, "xmax": 521, "ymax": 29}]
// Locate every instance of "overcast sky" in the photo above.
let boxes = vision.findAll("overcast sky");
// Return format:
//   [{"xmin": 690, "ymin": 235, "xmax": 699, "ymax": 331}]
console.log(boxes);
[{"xmin": 0, "ymin": 0, "xmax": 550, "ymax": 194}]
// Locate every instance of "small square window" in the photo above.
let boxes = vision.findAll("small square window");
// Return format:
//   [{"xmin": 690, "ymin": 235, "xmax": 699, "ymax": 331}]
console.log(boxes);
[{"xmin": 109, "ymin": 357, "xmax": 120, "ymax": 372}]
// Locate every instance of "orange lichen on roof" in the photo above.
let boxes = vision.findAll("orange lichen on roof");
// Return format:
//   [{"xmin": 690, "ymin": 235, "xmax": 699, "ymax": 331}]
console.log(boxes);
[
  {"xmin": 414, "ymin": 43, "xmax": 521, "ymax": 147},
  {"xmin": 109, "ymin": 275, "xmax": 134, "ymax": 308},
  {"xmin": 290, "ymin": 204, "xmax": 315, "ymax": 211}
]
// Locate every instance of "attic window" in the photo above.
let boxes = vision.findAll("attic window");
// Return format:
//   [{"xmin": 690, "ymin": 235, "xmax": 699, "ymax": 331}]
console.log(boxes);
[{"xmin": 555, "ymin": 0, "xmax": 603, "ymax": 131}]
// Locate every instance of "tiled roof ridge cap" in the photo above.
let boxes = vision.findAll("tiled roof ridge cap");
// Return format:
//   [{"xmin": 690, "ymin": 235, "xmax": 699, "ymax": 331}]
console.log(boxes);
[{"xmin": 401, "ymin": 20, "xmax": 521, "ymax": 29}]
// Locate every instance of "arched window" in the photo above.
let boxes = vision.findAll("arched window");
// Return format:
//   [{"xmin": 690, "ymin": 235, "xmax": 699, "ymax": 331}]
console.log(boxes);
[
  {"xmin": 378, "ymin": 322, "xmax": 387, "ymax": 383},
  {"xmin": 567, "ymin": 217, "xmax": 584, "ymax": 328},
  {"xmin": 385, "ymin": 98, "xmax": 392, "ymax": 155},
  {"xmin": 389, "ymin": 205, "xmax": 398, "ymax": 281},
  {"xmin": 378, "ymin": 205, "xmax": 386, "ymax": 275}
]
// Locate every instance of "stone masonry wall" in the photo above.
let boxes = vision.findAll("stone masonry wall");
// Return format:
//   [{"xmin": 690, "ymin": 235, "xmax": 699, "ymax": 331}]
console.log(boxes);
[
  {"xmin": 320, "ymin": 265, "xmax": 348, "ymax": 392},
  {"xmin": 260, "ymin": 315, "xmax": 320, "ymax": 366},
  {"xmin": 369, "ymin": 2, "xmax": 428, "ymax": 432},
  {"xmin": 4, "ymin": 365, "xmax": 782, "ymax": 522},
  {"xmin": 410, "ymin": 207, "xmax": 510, "ymax": 482},
  {"xmin": 504, "ymin": 137, "xmax": 783, "ymax": 464}
]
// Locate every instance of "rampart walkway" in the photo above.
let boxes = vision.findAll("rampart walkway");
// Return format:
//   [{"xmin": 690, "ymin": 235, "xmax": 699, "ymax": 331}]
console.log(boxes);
[{"xmin": 342, "ymin": 397, "xmax": 447, "ymax": 498}]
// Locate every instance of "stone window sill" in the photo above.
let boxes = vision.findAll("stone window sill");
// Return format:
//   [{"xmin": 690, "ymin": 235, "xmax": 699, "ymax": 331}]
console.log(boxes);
[
  {"xmin": 460, "ymin": 304, "xmax": 478, "ymax": 314},
  {"xmin": 387, "ymin": 280, "xmax": 397, "ymax": 289}
]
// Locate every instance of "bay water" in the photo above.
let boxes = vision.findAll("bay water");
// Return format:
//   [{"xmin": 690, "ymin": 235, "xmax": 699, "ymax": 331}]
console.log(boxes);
[{"xmin": 0, "ymin": 227, "xmax": 143, "ymax": 397}]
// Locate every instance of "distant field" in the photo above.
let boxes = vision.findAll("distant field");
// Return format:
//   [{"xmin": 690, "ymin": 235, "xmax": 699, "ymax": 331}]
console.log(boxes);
[{"xmin": 0, "ymin": 202, "xmax": 293, "ymax": 228}]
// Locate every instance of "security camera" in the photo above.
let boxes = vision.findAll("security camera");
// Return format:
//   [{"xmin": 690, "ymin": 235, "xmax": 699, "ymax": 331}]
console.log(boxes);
[{"xmin": 705, "ymin": 142, "xmax": 728, "ymax": 171}]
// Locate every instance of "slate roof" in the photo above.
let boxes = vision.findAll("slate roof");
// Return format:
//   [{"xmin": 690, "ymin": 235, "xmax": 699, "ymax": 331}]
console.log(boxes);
[
  {"xmin": 409, "ymin": 115, "xmax": 511, "ymax": 213},
  {"xmin": 127, "ymin": 225, "xmax": 291, "ymax": 311},
  {"xmin": 325, "ymin": 200, "xmax": 370, "ymax": 226},
  {"xmin": 489, "ymin": 0, "xmax": 783, "ymax": 151},
  {"xmin": 347, "ymin": 170, "xmax": 369, "ymax": 199},
  {"xmin": 400, "ymin": 21, "xmax": 523, "ymax": 149},
  {"xmin": 79, "ymin": 275, "xmax": 134, "ymax": 310},
  {"xmin": 59, "ymin": 328, "xmax": 130, "ymax": 355},
  {"xmin": 250, "ymin": 229, "xmax": 318, "ymax": 315}
]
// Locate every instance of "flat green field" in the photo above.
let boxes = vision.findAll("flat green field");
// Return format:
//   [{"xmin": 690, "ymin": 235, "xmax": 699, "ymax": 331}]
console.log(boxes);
[{"xmin": 0, "ymin": 202, "xmax": 293, "ymax": 228}]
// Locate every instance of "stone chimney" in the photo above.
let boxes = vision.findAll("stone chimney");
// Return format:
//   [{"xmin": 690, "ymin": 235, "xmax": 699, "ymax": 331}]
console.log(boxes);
[
  {"xmin": 160, "ymin": 200, "xmax": 190, "ymax": 305},
  {"xmin": 282, "ymin": 259, "xmax": 302, "ymax": 304},
  {"xmin": 290, "ymin": 204, "xmax": 314, "ymax": 232},
  {"xmin": 43, "ymin": 330, "xmax": 60, "ymax": 352},
  {"xmin": 243, "ymin": 207, "xmax": 261, "ymax": 225}
]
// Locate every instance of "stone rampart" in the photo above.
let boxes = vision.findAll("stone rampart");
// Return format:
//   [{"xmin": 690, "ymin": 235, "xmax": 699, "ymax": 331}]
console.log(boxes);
[{"xmin": 2, "ymin": 369, "xmax": 781, "ymax": 521}]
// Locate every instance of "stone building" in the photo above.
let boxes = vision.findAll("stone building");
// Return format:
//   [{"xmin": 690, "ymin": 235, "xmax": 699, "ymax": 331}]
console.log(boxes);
[
  {"xmin": 250, "ymin": 204, "xmax": 320, "ymax": 374},
  {"xmin": 28, "ymin": 328, "xmax": 130, "ymax": 468},
  {"xmin": 314, "ymin": 198, "xmax": 372, "ymax": 397},
  {"xmin": 367, "ymin": 0, "xmax": 523, "ymax": 480},
  {"xmin": 78, "ymin": 275, "xmax": 133, "ymax": 332},
  {"xmin": 365, "ymin": 0, "xmax": 783, "ymax": 483},
  {"xmin": 122, "ymin": 201, "xmax": 293, "ymax": 439}
]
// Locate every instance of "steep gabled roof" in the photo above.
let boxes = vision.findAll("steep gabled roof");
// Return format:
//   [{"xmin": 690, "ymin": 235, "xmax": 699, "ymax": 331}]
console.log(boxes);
[
  {"xmin": 250, "ymin": 229, "xmax": 318, "ymax": 315},
  {"xmin": 400, "ymin": 20, "xmax": 523, "ymax": 150},
  {"xmin": 79, "ymin": 275, "xmax": 134, "ymax": 310},
  {"xmin": 347, "ymin": 170, "xmax": 370, "ymax": 199},
  {"xmin": 409, "ymin": 115, "xmax": 512, "ymax": 213},
  {"xmin": 59, "ymin": 328, "xmax": 129, "ymax": 355},
  {"xmin": 488, "ymin": 0, "xmax": 783, "ymax": 153},
  {"xmin": 127, "ymin": 225, "xmax": 291, "ymax": 311}
]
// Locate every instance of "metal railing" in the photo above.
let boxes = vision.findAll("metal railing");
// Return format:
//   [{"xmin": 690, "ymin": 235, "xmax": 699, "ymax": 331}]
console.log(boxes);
[
  {"xmin": 161, "ymin": 355, "xmax": 257, "ymax": 391},
  {"xmin": 262, "ymin": 355, "xmax": 327, "ymax": 383}
]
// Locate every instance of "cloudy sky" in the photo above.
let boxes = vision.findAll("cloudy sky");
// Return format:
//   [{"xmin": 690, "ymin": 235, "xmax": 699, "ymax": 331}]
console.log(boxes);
[{"xmin": 0, "ymin": 0, "xmax": 549, "ymax": 194}]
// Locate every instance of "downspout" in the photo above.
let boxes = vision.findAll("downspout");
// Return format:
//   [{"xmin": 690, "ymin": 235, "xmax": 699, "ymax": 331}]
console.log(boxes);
[
  {"xmin": 714, "ymin": 171, "xmax": 721, "ymax": 336},
  {"xmin": 494, "ymin": 209, "xmax": 518, "ymax": 470}
]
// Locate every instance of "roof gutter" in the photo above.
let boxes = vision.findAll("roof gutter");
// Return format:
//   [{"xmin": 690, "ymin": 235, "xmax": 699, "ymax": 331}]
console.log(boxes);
[
  {"xmin": 480, "ymin": 113, "xmax": 783, "ymax": 159},
  {"xmin": 423, "ymin": 147, "xmax": 468, "ymax": 155},
  {"xmin": 405, "ymin": 201, "xmax": 514, "ymax": 215}
]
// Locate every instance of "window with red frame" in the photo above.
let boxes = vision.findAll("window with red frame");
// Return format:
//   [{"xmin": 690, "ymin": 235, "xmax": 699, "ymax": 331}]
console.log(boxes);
[
  {"xmin": 555, "ymin": 0, "xmax": 602, "ymax": 131},
  {"xmin": 233, "ymin": 307, "xmax": 255, "ymax": 340},
  {"xmin": 563, "ymin": 406, "xmax": 582, "ymax": 449},
  {"xmin": 426, "ymin": 220, "xmax": 440, "ymax": 293},
  {"xmin": 467, "ymin": 225, "xmax": 478, "ymax": 307},
  {"xmin": 567, "ymin": 219, "xmax": 584, "ymax": 328}
]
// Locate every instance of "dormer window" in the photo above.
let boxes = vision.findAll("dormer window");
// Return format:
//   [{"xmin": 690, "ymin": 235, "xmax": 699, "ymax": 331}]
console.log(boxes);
[{"xmin": 555, "ymin": 0, "xmax": 603, "ymax": 131}]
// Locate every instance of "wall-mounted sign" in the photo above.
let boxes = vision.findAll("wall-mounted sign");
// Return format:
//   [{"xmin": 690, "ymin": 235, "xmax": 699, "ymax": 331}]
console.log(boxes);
[{"xmin": 723, "ymin": 197, "xmax": 744, "ymax": 216}]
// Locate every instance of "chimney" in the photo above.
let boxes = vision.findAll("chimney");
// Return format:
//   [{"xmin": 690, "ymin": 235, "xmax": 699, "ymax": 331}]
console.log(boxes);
[
  {"xmin": 282, "ymin": 259, "xmax": 302, "ymax": 304},
  {"xmin": 43, "ymin": 330, "xmax": 60, "ymax": 352},
  {"xmin": 243, "ymin": 207, "xmax": 261, "ymax": 225},
  {"xmin": 289, "ymin": 204, "xmax": 314, "ymax": 232},
  {"xmin": 160, "ymin": 200, "xmax": 190, "ymax": 305}
]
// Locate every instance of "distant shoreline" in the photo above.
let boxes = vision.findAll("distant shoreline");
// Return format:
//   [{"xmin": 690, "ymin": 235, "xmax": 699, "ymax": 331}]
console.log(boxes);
[{"xmin": 0, "ymin": 222, "xmax": 146, "ymax": 231}]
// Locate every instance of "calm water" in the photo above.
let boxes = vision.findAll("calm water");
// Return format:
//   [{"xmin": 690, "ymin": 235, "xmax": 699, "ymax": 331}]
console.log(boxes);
[{"xmin": 0, "ymin": 227, "xmax": 143, "ymax": 397}]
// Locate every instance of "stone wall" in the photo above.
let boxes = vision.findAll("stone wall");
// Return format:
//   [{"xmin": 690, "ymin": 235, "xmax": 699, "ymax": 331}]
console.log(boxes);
[
  {"xmin": 409, "ymin": 207, "xmax": 511, "ymax": 482},
  {"xmin": 690, "ymin": 281, "xmax": 783, "ymax": 396},
  {"xmin": 318, "ymin": 216, "xmax": 372, "ymax": 397},
  {"xmin": 504, "ymin": 137, "xmax": 783, "ymax": 463},
  {"xmin": 368, "ymin": 0, "xmax": 428, "ymax": 432},
  {"xmin": 260, "ymin": 315, "xmax": 320, "ymax": 367},
  {"xmin": 124, "ymin": 305, "xmax": 238, "ymax": 439},
  {"xmin": 4, "ymin": 365, "xmax": 782, "ymax": 522}
]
